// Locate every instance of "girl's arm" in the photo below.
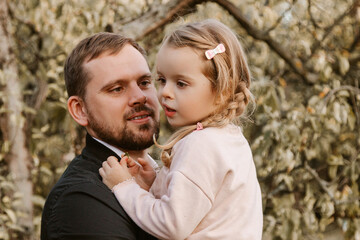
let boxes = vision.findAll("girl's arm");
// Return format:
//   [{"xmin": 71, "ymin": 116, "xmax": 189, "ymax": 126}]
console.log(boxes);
[
  {"xmin": 100, "ymin": 153, "xmax": 212, "ymax": 239},
  {"xmin": 105, "ymin": 134, "xmax": 223, "ymax": 240},
  {"xmin": 111, "ymin": 170, "xmax": 212, "ymax": 240},
  {"xmin": 101, "ymin": 132, "xmax": 226, "ymax": 240}
]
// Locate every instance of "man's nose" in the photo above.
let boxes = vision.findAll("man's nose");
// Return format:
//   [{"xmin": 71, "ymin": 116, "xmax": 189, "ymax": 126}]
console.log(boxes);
[{"xmin": 129, "ymin": 85, "xmax": 147, "ymax": 106}]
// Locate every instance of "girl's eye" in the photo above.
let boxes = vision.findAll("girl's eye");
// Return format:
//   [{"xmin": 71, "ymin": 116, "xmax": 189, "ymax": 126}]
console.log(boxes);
[
  {"xmin": 157, "ymin": 77, "xmax": 166, "ymax": 84},
  {"xmin": 177, "ymin": 81, "xmax": 187, "ymax": 88}
]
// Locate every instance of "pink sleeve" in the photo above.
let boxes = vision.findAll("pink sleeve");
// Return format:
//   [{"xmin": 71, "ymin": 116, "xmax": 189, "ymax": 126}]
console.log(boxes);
[{"xmin": 112, "ymin": 171, "xmax": 212, "ymax": 240}]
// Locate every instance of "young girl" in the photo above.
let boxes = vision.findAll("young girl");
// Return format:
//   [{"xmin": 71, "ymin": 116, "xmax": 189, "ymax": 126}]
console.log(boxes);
[{"xmin": 99, "ymin": 19, "xmax": 263, "ymax": 240}]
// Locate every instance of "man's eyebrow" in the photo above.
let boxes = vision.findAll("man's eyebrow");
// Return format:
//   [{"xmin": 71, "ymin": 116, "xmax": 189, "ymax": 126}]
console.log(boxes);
[
  {"xmin": 98, "ymin": 79, "xmax": 126, "ymax": 92},
  {"xmin": 98, "ymin": 73, "xmax": 152, "ymax": 92},
  {"xmin": 138, "ymin": 73, "xmax": 152, "ymax": 80}
]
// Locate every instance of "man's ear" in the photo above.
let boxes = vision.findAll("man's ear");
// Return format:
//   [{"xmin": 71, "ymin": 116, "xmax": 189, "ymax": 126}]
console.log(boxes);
[{"xmin": 67, "ymin": 96, "xmax": 89, "ymax": 126}]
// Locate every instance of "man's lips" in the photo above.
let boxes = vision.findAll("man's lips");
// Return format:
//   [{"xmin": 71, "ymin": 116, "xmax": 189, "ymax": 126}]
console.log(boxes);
[{"xmin": 127, "ymin": 111, "xmax": 151, "ymax": 122}]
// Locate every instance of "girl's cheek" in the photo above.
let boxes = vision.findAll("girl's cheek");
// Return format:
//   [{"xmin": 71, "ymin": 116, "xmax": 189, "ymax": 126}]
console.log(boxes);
[{"xmin": 157, "ymin": 89, "xmax": 162, "ymax": 101}]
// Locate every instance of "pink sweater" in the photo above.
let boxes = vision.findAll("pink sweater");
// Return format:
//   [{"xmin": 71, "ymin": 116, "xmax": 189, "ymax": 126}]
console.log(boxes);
[{"xmin": 113, "ymin": 124, "xmax": 263, "ymax": 240}]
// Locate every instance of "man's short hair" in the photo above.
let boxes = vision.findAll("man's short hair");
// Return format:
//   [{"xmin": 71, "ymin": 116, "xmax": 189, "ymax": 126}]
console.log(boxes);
[{"xmin": 64, "ymin": 32, "xmax": 146, "ymax": 99}]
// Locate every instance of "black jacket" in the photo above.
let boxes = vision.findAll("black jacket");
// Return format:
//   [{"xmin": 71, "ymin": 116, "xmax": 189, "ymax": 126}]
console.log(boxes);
[{"xmin": 41, "ymin": 133, "xmax": 157, "ymax": 240}]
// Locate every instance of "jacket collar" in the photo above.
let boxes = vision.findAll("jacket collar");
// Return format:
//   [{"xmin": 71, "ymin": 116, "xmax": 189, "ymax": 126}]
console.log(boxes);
[{"xmin": 82, "ymin": 133, "xmax": 122, "ymax": 165}]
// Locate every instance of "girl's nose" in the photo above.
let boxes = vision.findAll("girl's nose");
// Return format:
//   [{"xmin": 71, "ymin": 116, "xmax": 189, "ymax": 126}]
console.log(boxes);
[{"xmin": 159, "ymin": 83, "xmax": 174, "ymax": 100}]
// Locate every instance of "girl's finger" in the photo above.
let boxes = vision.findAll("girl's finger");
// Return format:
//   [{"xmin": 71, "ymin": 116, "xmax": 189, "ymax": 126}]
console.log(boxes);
[
  {"xmin": 138, "ymin": 158, "xmax": 151, "ymax": 170},
  {"xmin": 102, "ymin": 161, "xmax": 111, "ymax": 172},
  {"xmin": 107, "ymin": 156, "xmax": 120, "ymax": 167},
  {"xmin": 126, "ymin": 157, "xmax": 138, "ymax": 167},
  {"xmin": 119, "ymin": 157, "xmax": 128, "ymax": 168},
  {"xmin": 121, "ymin": 153, "xmax": 129, "ymax": 160},
  {"xmin": 99, "ymin": 167, "xmax": 105, "ymax": 177}
]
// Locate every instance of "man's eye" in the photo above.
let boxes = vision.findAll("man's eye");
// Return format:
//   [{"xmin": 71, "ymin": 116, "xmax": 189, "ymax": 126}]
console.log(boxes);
[
  {"xmin": 110, "ymin": 87, "xmax": 123, "ymax": 92},
  {"xmin": 140, "ymin": 80, "xmax": 151, "ymax": 87}
]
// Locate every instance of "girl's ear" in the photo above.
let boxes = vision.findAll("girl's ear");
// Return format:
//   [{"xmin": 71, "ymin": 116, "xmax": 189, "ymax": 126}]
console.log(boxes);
[{"xmin": 67, "ymin": 96, "xmax": 89, "ymax": 126}]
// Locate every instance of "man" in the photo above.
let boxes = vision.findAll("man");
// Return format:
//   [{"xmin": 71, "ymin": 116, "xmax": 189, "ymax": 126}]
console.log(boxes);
[{"xmin": 41, "ymin": 32, "xmax": 160, "ymax": 240}]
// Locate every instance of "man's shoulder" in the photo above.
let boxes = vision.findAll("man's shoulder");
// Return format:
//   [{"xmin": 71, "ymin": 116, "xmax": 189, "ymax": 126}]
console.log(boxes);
[
  {"xmin": 41, "ymin": 155, "xmax": 143, "ymax": 240},
  {"xmin": 46, "ymin": 174, "xmax": 106, "ymax": 201},
  {"xmin": 44, "ymin": 137, "xmax": 123, "ymax": 208},
  {"xmin": 45, "ymin": 156, "xmax": 110, "ymax": 205},
  {"xmin": 44, "ymin": 178, "xmax": 121, "ymax": 219}
]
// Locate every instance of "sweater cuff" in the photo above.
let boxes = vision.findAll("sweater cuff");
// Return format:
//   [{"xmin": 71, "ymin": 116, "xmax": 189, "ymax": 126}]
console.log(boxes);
[{"xmin": 111, "ymin": 177, "xmax": 136, "ymax": 193}]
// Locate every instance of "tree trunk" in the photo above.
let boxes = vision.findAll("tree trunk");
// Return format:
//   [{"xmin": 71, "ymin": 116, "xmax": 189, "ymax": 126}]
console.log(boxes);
[{"xmin": 0, "ymin": 0, "xmax": 33, "ymax": 237}]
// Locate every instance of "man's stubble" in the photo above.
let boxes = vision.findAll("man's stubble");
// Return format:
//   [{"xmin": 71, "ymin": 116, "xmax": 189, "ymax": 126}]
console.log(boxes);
[{"xmin": 86, "ymin": 105, "xmax": 160, "ymax": 151}]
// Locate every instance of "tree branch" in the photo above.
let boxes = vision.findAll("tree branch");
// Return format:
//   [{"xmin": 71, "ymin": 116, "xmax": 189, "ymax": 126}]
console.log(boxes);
[
  {"xmin": 309, "ymin": 0, "xmax": 359, "ymax": 58},
  {"xmin": 258, "ymin": 164, "xmax": 303, "ymax": 182},
  {"xmin": 265, "ymin": 1, "xmax": 296, "ymax": 34},
  {"xmin": 115, "ymin": 0, "xmax": 205, "ymax": 41},
  {"xmin": 210, "ymin": 0, "xmax": 316, "ymax": 84},
  {"xmin": 349, "ymin": 27, "xmax": 360, "ymax": 52},
  {"xmin": 307, "ymin": 0, "xmax": 322, "ymax": 29},
  {"xmin": 323, "ymin": 85, "xmax": 360, "ymax": 105},
  {"xmin": 322, "ymin": 85, "xmax": 360, "ymax": 128},
  {"xmin": 266, "ymin": 182, "xmax": 287, "ymax": 199},
  {"xmin": 304, "ymin": 163, "xmax": 336, "ymax": 202}
]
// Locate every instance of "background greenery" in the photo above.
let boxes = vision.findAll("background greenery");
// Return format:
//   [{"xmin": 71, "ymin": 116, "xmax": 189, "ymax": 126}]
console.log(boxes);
[{"xmin": 0, "ymin": 0, "xmax": 359, "ymax": 239}]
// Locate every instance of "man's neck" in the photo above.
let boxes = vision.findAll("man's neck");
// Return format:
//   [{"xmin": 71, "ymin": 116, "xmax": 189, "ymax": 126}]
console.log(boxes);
[
  {"xmin": 125, "ymin": 150, "xmax": 148, "ymax": 160},
  {"xmin": 92, "ymin": 137, "xmax": 147, "ymax": 160}
]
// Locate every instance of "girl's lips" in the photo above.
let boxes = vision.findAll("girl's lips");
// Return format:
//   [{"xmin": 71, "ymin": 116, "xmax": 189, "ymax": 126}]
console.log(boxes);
[{"xmin": 163, "ymin": 104, "xmax": 176, "ymax": 117}]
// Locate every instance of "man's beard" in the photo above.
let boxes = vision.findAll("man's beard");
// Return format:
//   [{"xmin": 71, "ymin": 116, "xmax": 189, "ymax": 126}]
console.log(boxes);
[{"xmin": 87, "ymin": 105, "xmax": 160, "ymax": 151}]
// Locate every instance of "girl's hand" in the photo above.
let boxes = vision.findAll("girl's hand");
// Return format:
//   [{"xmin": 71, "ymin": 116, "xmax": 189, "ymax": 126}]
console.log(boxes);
[
  {"xmin": 129, "ymin": 157, "xmax": 156, "ymax": 191},
  {"xmin": 99, "ymin": 156, "xmax": 133, "ymax": 190}
]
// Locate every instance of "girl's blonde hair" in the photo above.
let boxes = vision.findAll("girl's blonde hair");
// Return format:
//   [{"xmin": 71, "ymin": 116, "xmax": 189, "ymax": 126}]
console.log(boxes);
[{"xmin": 155, "ymin": 19, "xmax": 254, "ymax": 168}]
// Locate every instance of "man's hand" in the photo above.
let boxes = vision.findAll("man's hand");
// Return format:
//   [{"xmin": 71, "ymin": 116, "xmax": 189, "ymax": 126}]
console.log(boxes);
[{"xmin": 99, "ymin": 156, "xmax": 133, "ymax": 190}]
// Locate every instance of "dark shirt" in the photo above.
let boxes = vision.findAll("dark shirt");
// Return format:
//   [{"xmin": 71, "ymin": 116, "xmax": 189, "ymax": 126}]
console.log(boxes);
[{"xmin": 41, "ymin": 133, "xmax": 157, "ymax": 240}]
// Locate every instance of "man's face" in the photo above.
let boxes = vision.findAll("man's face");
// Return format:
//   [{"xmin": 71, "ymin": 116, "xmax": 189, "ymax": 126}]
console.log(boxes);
[{"xmin": 82, "ymin": 44, "xmax": 160, "ymax": 151}]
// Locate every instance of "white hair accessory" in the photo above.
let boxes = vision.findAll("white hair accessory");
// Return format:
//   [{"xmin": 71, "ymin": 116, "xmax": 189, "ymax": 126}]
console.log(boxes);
[{"xmin": 205, "ymin": 43, "xmax": 225, "ymax": 60}]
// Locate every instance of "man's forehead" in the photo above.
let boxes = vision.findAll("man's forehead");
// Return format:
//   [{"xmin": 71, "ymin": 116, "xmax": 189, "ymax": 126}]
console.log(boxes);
[
  {"xmin": 84, "ymin": 50, "xmax": 121, "ymax": 67},
  {"xmin": 84, "ymin": 45, "xmax": 147, "ymax": 69},
  {"xmin": 83, "ymin": 48, "xmax": 150, "ymax": 87}
]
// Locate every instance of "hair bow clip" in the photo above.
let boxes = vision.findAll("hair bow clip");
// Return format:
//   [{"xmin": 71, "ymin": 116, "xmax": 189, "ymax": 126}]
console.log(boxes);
[
  {"xmin": 205, "ymin": 43, "xmax": 225, "ymax": 60},
  {"xmin": 195, "ymin": 122, "xmax": 203, "ymax": 131}
]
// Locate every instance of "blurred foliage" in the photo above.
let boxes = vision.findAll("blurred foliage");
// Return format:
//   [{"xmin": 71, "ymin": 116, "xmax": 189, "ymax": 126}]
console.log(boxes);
[{"xmin": 0, "ymin": 0, "xmax": 359, "ymax": 239}]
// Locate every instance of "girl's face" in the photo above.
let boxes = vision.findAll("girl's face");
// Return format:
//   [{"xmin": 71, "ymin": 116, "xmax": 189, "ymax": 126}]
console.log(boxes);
[{"xmin": 156, "ymin": 44, "xmax": 217, "ymax": 128}]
